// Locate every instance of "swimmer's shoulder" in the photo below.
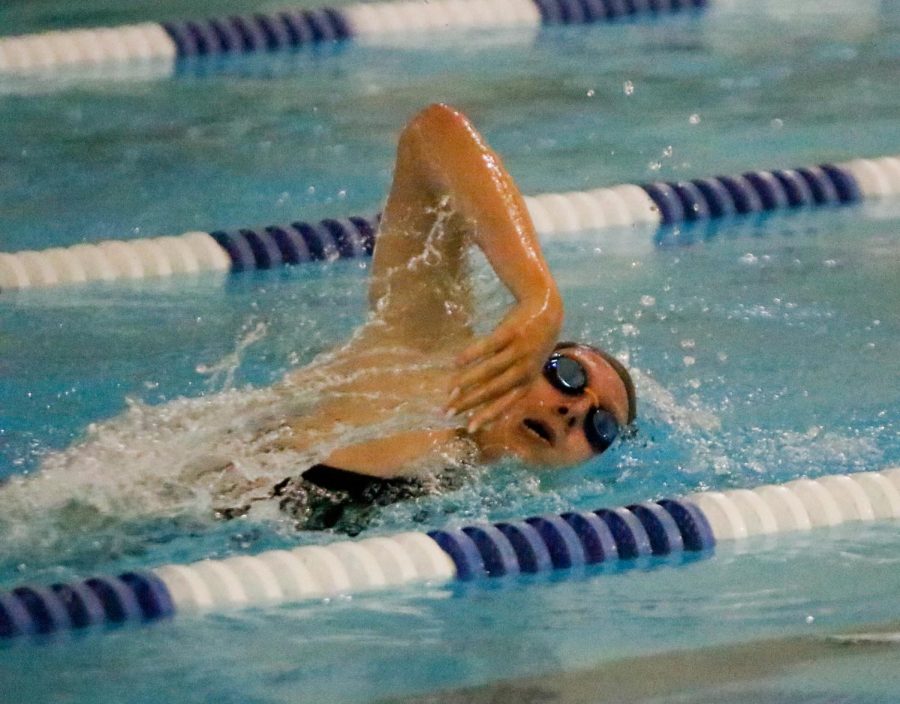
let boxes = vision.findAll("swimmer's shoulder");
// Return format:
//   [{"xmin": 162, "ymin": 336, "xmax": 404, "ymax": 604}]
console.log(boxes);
[{"xmin": 319, "ymin": 427, "xmax": 472, "ymax": 480}]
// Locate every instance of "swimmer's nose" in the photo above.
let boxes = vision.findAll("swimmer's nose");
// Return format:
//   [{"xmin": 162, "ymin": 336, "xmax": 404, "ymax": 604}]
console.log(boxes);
[{"xmin": 556, "ymin": 391, "xmax": 597, "ymax": 434}]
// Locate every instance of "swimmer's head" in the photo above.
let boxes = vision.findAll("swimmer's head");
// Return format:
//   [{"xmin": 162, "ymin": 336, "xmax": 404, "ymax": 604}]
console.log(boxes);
[{"xmin": 472, "ymin": 342, "xmax": 635, "ymax": 468}]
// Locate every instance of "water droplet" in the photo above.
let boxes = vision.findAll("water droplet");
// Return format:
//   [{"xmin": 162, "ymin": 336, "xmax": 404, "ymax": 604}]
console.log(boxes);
[
  {"xmin": 586, "ymin": 89, "xmax": 595, "ymax": 97},
  {"xmin": 689, "ymin": 113, "xmax": 701, "ymax": 124},
  {"xmin": 683, "ymin": 356, "xmax": 695, "ymax": 367},
  {"xmin": 770, "ymin": 118, "xmax": 784, "ymax": 129},
  {"xmin": 640, "ymin": 295, "xmax": 656, "ymax": 307},
  {"xmin": 680, "ymin": 339, "xmax": 695, "ymax": 349},
  {"xmin": 740, "ymin": 253, "xmax": 758, "ymax": 265},
  {"xmin": 662, "ymin": 145, "xmax": 673, "ymax": 157},
  {"xmin": 623, "ymin": 80, "xmax": 634, "ymax": 96}
]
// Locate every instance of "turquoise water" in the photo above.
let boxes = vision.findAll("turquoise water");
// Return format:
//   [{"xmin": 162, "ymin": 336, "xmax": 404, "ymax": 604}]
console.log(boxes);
[{"xmin": 1, "ymin": 1, "xmax": 899, "ymax": 702}]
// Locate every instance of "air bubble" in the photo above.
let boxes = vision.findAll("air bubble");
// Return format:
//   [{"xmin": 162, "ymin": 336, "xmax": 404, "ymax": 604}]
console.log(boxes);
[
  {"xmin": 623, "ymin": 80, "xmax": 634, "ymax": 96},
  {"xmin": 689, "ymin": 113, "xmax": 701, "ymax": 124}
]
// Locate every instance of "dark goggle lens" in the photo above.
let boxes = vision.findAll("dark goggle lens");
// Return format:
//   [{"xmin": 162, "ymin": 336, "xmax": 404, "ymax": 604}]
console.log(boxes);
[
  {"xmin": 544, "ymin": 354, "xmax": 587, "ymax": 394},
  {"xmin": 585, "ymin": 408, "xmax": 620, "ymax": 455}
]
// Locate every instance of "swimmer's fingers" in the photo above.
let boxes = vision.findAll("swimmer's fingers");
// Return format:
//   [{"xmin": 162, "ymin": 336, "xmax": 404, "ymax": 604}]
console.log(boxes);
[
  {"xmin": 466, "ymin": 386, "xmax": 527, "ymax": 433},
  {"xmin": 455, "ymin": 325, "xmax": 516, "ymax": 368},
  {"xmin": 448, "ymin": 345, "xmax": 519, "ymax": 406},
  {"xmin": 449, "ymin": 358, "xmax": 532, "ymax": 417}
]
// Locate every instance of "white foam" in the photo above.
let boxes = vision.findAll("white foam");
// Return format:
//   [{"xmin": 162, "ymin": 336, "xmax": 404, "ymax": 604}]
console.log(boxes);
[{"xmin": 0, "ymin": 327, "xmax": 477, "ymax": 559}]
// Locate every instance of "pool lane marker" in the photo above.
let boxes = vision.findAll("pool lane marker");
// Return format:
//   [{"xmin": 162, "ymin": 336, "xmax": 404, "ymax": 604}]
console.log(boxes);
[
  {"xmin": 0, "ymin": 0, "xmax": 709, "ymax": 74},
  {"xmin": 1, "ymin": 154, "xmax": 898, "ymax": 292},
  {"xmin": 1, "ymin": 467, "xmax": 899, "ymax": 641}
]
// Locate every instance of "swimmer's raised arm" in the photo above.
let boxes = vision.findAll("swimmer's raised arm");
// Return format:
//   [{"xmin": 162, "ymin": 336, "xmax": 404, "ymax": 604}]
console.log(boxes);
[{"xmin": 370, "ymin": 104, "xmax": 562, "ymax": 431}]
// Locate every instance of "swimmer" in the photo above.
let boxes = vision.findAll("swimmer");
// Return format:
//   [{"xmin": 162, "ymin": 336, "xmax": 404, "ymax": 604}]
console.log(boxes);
[{"xmin": 218, "ymin": 104, "xmax": 636, "ymax": 530}]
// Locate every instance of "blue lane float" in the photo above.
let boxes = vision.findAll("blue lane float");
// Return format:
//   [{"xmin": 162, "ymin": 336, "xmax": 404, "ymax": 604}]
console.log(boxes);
[
  {"xmin": 641, "ymin": 164, "xmax": 864, "ymax": 225},
  {"xmin": 495, "ymin": 521, "xmax": 555, "ymax": 572},
  {"xmin": 0, "ymin": 572, "xmax": 175, "ymax": 639},
  {"xmin": 525, "ymin": 515, "xmax": 587, "ymax": 568},
  {"xmin": 0, "ymin": 0, "xmax": 708, "ymax": 75},
  {"xmin": 2, "ymin": 154, "xmax": 897, "ymax": 293},
  {"xmin": 560, "ymin": 511, "xmax": 618, "ymax": 563},
  {"xmin": 160, "ymin": 9, "xmax": 351, "ymax": 59},
  {"xmin": 3, "ymin": 467, "xmax": 898, "ymax": 642}
]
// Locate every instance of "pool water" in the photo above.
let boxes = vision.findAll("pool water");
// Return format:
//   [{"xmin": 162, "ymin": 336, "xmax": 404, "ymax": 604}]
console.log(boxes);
[{"xmin": 1, "ymin": 0, "xmax": 899, "ymax": 702}]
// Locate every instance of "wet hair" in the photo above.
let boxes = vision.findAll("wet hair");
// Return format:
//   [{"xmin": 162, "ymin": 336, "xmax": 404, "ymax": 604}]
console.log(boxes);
[{"xmin": 554, "ymin": 341, "xmax": 637, "ymax": 426}]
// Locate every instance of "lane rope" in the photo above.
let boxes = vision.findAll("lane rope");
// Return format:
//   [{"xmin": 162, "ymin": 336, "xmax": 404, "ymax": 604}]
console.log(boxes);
[
  {"xmin": 0, "ymin": 0, "xmax": 709, "ymax": 75},
  {"xmin": 1, "ymin": 467, "xmax": 898, "ymax": 640},
  {"xmin": 2, "ymin": 154, "xmax": 897, "ymax": 292}
]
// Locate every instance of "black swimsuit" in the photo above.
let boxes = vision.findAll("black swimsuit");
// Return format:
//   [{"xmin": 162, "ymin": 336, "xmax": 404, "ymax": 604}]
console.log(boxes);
[
  {"xmin": 271, "ymin": 463, "xmax": 432, "ymax": 534},
  {"xmin": 219, "ymin": 463, "xmax": 462, "ymax": 535}
]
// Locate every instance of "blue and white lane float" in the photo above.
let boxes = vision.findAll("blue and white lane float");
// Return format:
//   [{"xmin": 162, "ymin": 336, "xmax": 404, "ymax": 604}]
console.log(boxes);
[
  {"xmin": 0, "ymin": 156, "xmax": 900, "ymax": 291},
  {"xmin": 1, "ymin": 153, "xmax": 898, "ymax": 292},
  {"xmin": 0, "ymin": 0, "xmax": 708, "ymax": 75},
  {"xmin": 1, "ymin": 467, "xmax": 899, "ymax": 640}
]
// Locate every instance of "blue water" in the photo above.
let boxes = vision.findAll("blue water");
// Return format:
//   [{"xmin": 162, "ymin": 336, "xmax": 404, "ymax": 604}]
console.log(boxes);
[{"xmin": 1, "ymin": 1, "xmax": 900, "ymax": 702}]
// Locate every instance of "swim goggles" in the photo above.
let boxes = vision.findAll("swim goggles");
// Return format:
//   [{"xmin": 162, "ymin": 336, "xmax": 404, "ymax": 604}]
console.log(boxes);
[{"xmin": 543, "ymin": 353, "xmax": 621, "ymax": 455}]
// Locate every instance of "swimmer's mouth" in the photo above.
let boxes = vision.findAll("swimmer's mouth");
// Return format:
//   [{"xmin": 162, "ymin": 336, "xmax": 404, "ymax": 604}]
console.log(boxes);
[{"xmin": 523, "ymin": 418, "xmax": 555, "ymax": 446}]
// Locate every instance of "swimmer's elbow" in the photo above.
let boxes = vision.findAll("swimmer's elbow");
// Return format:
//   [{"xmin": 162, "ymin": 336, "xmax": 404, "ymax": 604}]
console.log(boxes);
[
  {"xmin": 401, "ymin": 103, "xmax": 476, "ymax": 151},
  {"xmin": 410, "ymin": 103, "xmax": 466, "ymax": 131}
]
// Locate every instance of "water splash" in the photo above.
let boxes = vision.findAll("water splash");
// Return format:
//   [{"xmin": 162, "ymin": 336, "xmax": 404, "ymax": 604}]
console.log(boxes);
[{"xmin": 196, "ymin": 317, "xmax": 269, "ymax": 392}]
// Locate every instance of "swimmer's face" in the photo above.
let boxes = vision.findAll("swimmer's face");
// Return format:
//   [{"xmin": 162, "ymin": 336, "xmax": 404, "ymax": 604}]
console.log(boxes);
[{"xmin": 472, "ymin": 346, "xmax": 631, "ymax": 468}]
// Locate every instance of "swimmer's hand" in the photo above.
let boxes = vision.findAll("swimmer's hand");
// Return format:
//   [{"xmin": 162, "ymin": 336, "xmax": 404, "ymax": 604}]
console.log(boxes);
[{"xmin": 447, "ymin": 291, "xmax": 562, "ymax": 433}]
